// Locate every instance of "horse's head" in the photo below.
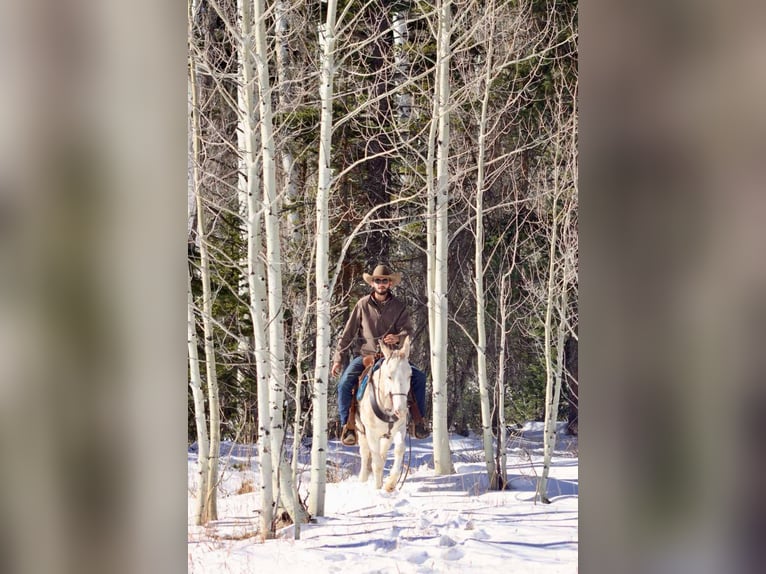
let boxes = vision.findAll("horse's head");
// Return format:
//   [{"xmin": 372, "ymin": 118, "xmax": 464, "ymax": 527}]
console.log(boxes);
[{"xmin": 379, "ymin": 336, "xmax": 412, "ymax": 421}]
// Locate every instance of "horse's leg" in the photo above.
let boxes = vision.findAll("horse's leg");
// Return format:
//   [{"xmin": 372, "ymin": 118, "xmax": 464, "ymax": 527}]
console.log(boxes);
[
  {"xmin": 358, "ymin": 431, "xmax": 371, "ymax": 483},
  {"xmin": 384, "ymin": 428, "xmax": 406, "ymax": 492},
  {"xmin": 370, "ymin": 441, "xmax": 386, "ymax": 489}
]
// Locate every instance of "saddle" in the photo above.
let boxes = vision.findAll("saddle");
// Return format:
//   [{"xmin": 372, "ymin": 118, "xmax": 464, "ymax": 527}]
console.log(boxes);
[{"xmin": 347, "ymin": 354, "xmax": 423, "ymax": 433}]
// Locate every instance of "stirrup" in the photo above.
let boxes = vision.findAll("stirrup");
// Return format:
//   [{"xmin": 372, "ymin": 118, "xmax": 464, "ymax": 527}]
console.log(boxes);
[{"xmin": 341, "ymin": 425, "xmax": 357, "ymax": 446}]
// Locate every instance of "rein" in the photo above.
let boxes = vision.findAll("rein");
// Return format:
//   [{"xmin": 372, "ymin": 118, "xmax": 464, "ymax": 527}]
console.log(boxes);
[{"xmin": 368, "ymin": 357, "xmax": 409, "ymax": 436}]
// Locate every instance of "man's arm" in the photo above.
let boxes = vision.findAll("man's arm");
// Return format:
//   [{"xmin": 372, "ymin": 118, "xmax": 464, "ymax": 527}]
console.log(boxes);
[
  {"xmin": 332, "ymin": 302, "xmax": 361, "ymax": 374},
  {"xmin": 382, "ymin": 301, "xmax": 414, "ymax": 346}
]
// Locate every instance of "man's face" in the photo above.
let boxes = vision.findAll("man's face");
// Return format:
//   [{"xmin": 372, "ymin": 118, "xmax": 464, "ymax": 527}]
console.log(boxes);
[{"xmin": 372, "ymin": 277, "xmax": 390, "ymax": 295}]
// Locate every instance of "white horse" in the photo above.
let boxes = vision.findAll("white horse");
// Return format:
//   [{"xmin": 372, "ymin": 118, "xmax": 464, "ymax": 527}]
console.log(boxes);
[{"xmin": 355, "ymin": 336, "xmax": 412, "ymax": 492}]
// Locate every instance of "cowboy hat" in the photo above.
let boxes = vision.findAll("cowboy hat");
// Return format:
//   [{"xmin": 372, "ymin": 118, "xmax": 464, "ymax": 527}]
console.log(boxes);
[{"xmin": 363, "ymin": 264, "xmax": 402, "ymax": 288}]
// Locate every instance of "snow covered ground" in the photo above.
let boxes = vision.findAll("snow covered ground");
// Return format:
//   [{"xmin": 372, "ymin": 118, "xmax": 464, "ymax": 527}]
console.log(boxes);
[{"xmin": 188, "ymin": 423, "xmax": 578, "ymax": 573}]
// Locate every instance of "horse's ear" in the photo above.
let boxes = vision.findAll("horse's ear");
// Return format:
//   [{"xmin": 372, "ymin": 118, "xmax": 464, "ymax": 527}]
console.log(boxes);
[
  {"xmin": 400, "ymin": 335, "xmax": 411, "ymax": 358},
  {"xmin": 380, "ymin": 341, "xmax": 393, "ymax": 359}
]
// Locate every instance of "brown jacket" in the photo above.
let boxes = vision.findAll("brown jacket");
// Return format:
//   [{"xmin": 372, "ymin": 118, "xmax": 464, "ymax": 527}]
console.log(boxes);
[{"xmin": 332, "ymin": 292, "xmax": 414, "ymax": 365}]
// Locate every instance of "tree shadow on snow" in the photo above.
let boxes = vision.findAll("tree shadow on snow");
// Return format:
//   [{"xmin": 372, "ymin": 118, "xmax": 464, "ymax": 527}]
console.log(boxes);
[{"xmin": 407, "ymin": 467, "xmax": 578, "ymax": 498}]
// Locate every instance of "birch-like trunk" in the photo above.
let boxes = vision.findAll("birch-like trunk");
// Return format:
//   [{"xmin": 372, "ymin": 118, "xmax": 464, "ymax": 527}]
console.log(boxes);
[
  {"xmin": 189, "ymin": 33, "xmax": 220, "ymax": 522},
  {"xmin": 431, "ymin": 0, "xmax": 454, "ymax": 475},
  {"xmin": 537, "ymin": 72, "xmax": 577, "ymax": 500},
  {"xmin": 536, "ymin": 193, "xmax": 564, "ymax": 504},
  {"xmin": 308, "ymin": 0, "xmax": 337, "ymax": 517},
  {"xmin": 474, "ymin": 26, "xmax": 496, "ymax": 487},
  {"xmin": 235, "ymin": 0, "xmax": 251, "ymax": 445},
  {"xmin": 538, "ymin": 274, "xmax": 568, "ymax": 503},
  {"xmin": 187, "ymin": 8, "xmax": 211, "ymax": 524},
  {"xmin": 425, "ymin": 29, "xmax": 438, "ymax": 350},
  {"xmin": 392, "ymin": 11, "xmax": 412, "ymax": 127},
  {"xmin": 291, "ymin": 269, "xmax": 314, "ymax": 537},
  {"xmin": 252, "ymin": 0, "xmax": 308, "ymax": 525},
  {"xmin": 274, "ymin": 0, "xmax": 307, "ymax": 534},
  {"xmin": 275, "ymin": 0, "xmax": 301, "ymax": 249},
  {"xmin": 195, "ymin": 158, "xmax": 220, "ymax": 525},
  {"xmin": 495, "ymin": 270, "xmax": 511, "ymax": 488},
  {"xmin": 187, "ymin": 268, "xmax": 210, "ymax": 526},
  {"xmin": 247, "ymin": 174, "xmax": 276, "ymax": 536},
  {"xmin": 237, "ymin": 0, "xmax": 274, "ymax": 537},
  {"xmin": 392, "ymin": 10, "xmax": 414, "ymax": 192}
]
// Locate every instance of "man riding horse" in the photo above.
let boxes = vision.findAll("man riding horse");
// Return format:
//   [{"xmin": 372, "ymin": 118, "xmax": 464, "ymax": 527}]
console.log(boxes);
[{"xmin": 332, "ymin": 264, "xmax": 429, "ymax": 446}]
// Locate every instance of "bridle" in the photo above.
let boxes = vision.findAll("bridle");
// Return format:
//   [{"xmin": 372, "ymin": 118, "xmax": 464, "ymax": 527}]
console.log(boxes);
[{"xmin": 368, "ymin": 356, "xmax": 410, "ymax": 436}]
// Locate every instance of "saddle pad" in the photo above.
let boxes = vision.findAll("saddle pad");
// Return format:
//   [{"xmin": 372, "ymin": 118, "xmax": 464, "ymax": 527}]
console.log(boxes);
[{"xmin": 356, "ymin": 358, "xmax": 384, "ymax": 401}]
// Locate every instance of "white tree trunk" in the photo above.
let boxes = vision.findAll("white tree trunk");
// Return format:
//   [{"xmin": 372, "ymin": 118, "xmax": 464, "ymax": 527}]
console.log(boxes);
[
  {"xmin": 187, "ymin": 10, "xmax": 211, "ymax": 524},
  {"xmin": 495, "ymin": 269, "xmax": 512, "ymax": 488},
  {"xmin": 536, "ymin": 71, "xmax": 577, "ymax": 500},
  {"xmin": 189, "ymin": 37, "xmax": 220, "ymax": 522},
  {"xmin": 425, "ymin": 30, "xmax": 438, "ymax": 351},
  {"xmin": 392, "ymin": 11, "xmax": 412, "ymax": 127},
  {"xmin": 392, "ymin": 8, "xmax": 413, "ymax": 192},
  {"xmin": 431, "ymin": 0, "xmax": 454, "ymax": 476},
  {"xmin": 196, "ymin": 166, "xmax": 221, "ymax": 525},
  {"xmin": 308, "ymin": 0, "xmax": 337, "ymax": 517},
  {"xmin": 247, "ymin": 178, "xmax": 276, "ymax": 537},
  {"xmin": 537, "ymin": 194, "xmax": 563, "ymax": 504},
  {"xmin": 237, "ymin": 0, "xmax": 275, "ymax": 538},
  {"xmin": 187, "ymin": 268, "xmax": 210, "ymax": 526},
  {"xmin": 474, "ymin": 33, "xmax": 496, "ymax": 486},
  {"xmin": 538, "ymin": 277, "xmax": 568, "ymax": 503},
  {"xmin": 275, "ymin": 0, "xmax": 301, "ymax": 250},
  {"xmin": 291, "ymin": 272, "xmax": 314, "ymax": 538},
  {"xmin": 253, "ymin": 0, "xmax": 308, "ymax": 526},
  {"xmin": 274, "ymin": 0, "xmax": 307, "ymax": 536}
]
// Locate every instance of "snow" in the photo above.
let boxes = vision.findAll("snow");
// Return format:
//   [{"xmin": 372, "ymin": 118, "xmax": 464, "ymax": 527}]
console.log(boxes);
[{"xmin": 188, "ymin": 422, "xmax": 578, "ymax": 573}]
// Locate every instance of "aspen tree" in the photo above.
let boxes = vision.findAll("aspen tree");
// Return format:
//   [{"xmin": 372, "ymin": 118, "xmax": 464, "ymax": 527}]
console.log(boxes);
[
  {"xmin": 188, "ymin": 2, "xmax": 221, "ymax": 519},
  {"xmin": 431, "ymin": 0, "xmax": 455, "ymax": 475},
  {"xmin": 308, "ymin": 0, "xmax": 338, "ymax": 517},
  {"xmin": 252, "ymin": 0, "xmax": 308, "ymax": 525},
  {"xmin": 536, "ymin": 57, "xmax": 577, "ymax": 503},
  {"xmin": 187, "ymin": 268, "xmax": 210, "ymax": 525},
  {"xmin": 192, "ymin": 108, "xmax": 221, "ymax": 524},
  {"xmin": 473, "ymin": 5, "xmax": 497, "ymax": 487},
  {"xmin": 237, "ymin": 0, "xmax": 275, "ymax": 537}
]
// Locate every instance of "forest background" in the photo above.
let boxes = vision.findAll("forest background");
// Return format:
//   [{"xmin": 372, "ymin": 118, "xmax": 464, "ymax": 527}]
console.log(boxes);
[
  {"xmin": 188, "ymin": 0, "xmax": 577, "ymax": 533},
  {"xmin": 188, "ymin": 0, "xmax": 577, "ymax": 445}
]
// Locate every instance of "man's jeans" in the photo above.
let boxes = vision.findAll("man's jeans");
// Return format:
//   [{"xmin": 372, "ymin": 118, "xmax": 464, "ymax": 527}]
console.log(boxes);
[{"xmin": 337, "ymin": 355, "xmax": 427, "ymax": 426}]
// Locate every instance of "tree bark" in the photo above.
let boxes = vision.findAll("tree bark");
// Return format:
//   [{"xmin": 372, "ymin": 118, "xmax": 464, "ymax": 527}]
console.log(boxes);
[
  {"xmin": 252, "ymin": 0, "xmax": 308, "ymax": 526},
  {"xmin": 494, "ymin": 269, "xmax": 513, "ymax": 489},
  {"xmin": 565, "ymin": 328, "xmax": 579, "ymax": 435},
  {"xmin": 308, "ymin": 0, "xmax": 338, "ymax": 517},
  {"xmin": 189, "ymin": 29, "xmax": 220, "ymax": 522},
  {"xmin": 275, "ymin": 0, "xmax": 301, "ymax": 252},
  {"xmin": 187, "ymin": 267, "xmax": 210, "ymax": 526},
  {"xmin": 537, "ymin": 264, "xmax": 568, "ymax": 503},
  {"xmin": 474, "ymin": 18, "xmax": 497, "ymax": 488},
  {"xmin": 237, "ymin": 0, "xmax": 275, "ymax": 538},
  {"xmin": 431, "ymin": 0, "xmax": 454, "ymax": 476}
]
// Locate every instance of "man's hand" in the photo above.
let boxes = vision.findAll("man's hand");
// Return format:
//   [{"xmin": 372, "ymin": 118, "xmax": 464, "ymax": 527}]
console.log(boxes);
[
  {"xmin": 331, "ymin": 362, "xmax": 342, "ymax": 377},
  {"xmin": 382, "ymin": 333, "xmax": 400, "ymax": 346}
]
